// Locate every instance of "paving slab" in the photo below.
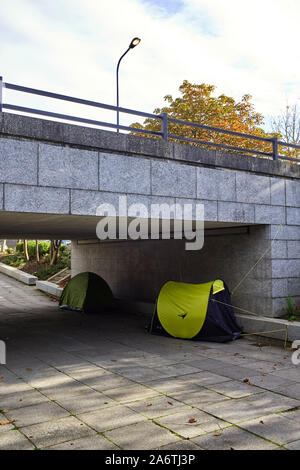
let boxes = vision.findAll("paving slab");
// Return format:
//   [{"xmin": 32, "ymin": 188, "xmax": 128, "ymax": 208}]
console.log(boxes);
[
  {"xmin": 155, "ymin": 408, "xmax": 230, "ymax": 438},
  {"xmin": 284, "ymin": 440, "xmax": 300, "ymax": 450},
  {"xmin": 77, "ymin": 405, "xmax": 147, "ymax": 432},
  {"xmin": 206, "ymin": 379, "xmax": 264, "ymax": 398},
  {"xmin": 173, "ymin": 371, "xmax": 231, "ymax": 387},
  {"xmin": 276, "ymin": 383, "xmax": 300, "ymax": 400},
  {"xmin": 104, "ymin": 420, "xmax": 180, "ymax": 450},
  {"xmin": 157, "ymin": 440, "xmax": 201, "ymax": 451},
  {"xmin": 47, "ymin": 434, "xmax": 118, "ymax": 450},
  {"xmin": 201, "ymin": 392, "xmax": 299, "ymax": 423},
  {"xmin": 271, "ymin": 367, "xmax": 300, "ymax": 382},
  {"xmin": 0, "ymin": 389, "xmax": 49, "ymax": 411},
  {"xmin": 103, "ymin": 384, "xmax": 160, "ymax": 404},
  {"xmin": 245, "ymin": 374, "xmax": 294, "ymax": 391},
  {"xmin": 169, "ymin": 387, "xmax": 230, "ymax": 407},
  {"xmin": 21, "ymin": 416, "xmax": 95, "ymax": 449},
  {"xmin": 6, "ymin": 401, "xmax": 69, "ymax": 427},
  {"xmin": 192, "ymin": 426, "xmax": 278, "ymax": 450},
  {"xmin": 78, "ymin": 373, "xmax": 134, "ymax": 391},
  {"xmin": 128, "ymin": 395, "xmax": 191, "ymax": 418},
  {"xmin": 238, "ymin": 413, "xmax": 300, "ymax": 445},
  {"xmin": 0, "ymin": 430, "xmax": 35, "ymax": 450},
  {"xmin": 0, "ymin": 412, "xmax": 15, "ymax": 433},
  {"xmin": 54, "ymin": 389, "xmax": 117, "ymax": 414}
]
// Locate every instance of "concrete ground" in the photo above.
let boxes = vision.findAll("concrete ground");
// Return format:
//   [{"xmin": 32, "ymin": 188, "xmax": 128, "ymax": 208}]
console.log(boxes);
[{"xmin": 0, "ymin": 273, "xmax": 299, "ymax": 451}]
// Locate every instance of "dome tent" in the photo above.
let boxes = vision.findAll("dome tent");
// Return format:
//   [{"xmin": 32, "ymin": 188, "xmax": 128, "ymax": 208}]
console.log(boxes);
[
  {"xmin": 59, "ymin": 272, "xmax": 116, "ymax": 314},
  {"xmin": 149, "ymin": 279, "xmax": 241, "ymax": 343}
]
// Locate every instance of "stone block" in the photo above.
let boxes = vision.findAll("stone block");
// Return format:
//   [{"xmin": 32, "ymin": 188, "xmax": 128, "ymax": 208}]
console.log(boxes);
[
  {"xmin": 288, "ymin": 278, "xmax": 300, "ymax": 296},
  {"xmin": 236, "ymin": 172, "xmax": 270, "ymax": 204},
  {"xmin": 196, "ymin": 167, "xmax": 236, "ymax": 201},
  {"xmin": 0, "ymin": 262, "xmax": 37, "ymax": 285},
  {"xmin": 272, "ymin": 278, "xmax": 288, "ymax": 298},
  {"xmin": 287, "ymin": 207, "xmax": 300, "ymax": 225},
  {"xmin": 39, "ymin": 143, "xmax": 98, "ymax": 190},
  {"xmin": 218, "ymin": 201, "xmax": 254, "ymax": 223},
  {"xmin": 0, "ymin": 183, "xmax": 2, "ymax": 209},
  {"xmin": 4, "ymin": 184, "xmax": 70, "ymax": 214},
  {"xmin": 0, "ymin": 137, "xmax": 38, "ymax": 185},
  {"xmin": 270, "ymin": 178, "xmax": 285, "ymax": 205},
  {"xmin": 35, "ymin": 280, "xmax": 63, "ymax": 298},
  {"xmin": 175, "ymin": 198, "xmax": 217, "ymax": 221},
  {"xmin": 286, "ymin": 180, "xmax": 300, "ymax": 207},
  {"xmin": 100, "ymin": 153, "xmax": 151, "ymax": 195},
  {"xmin": 71, "ymin": 189, "xmax": 123, "ymax": 216},
  {"xmin": 255, "ymin": 205, "xmax": 285, "ymax": 224},
  {"xmin": 272, "ymin": 259, "xmax": 300, "ymax": 278},
  {"xmin": 271, "ymin": 240, "xmax": 287, "ymax": 258},
  {"xmin": 287, "ymin": 241, "xmax": 300, "ymax": 258},
  {"xmin": 151, "ymin": 161, "xmax": 196, "ymax": 198},
  {"xmin": 271, "ymin": 224, "xmax": 300, "ymax": 240}
]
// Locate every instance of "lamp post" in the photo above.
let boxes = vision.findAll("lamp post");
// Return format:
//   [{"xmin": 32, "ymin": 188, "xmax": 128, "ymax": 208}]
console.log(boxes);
[{"xmin": 116, "ymin": 37, "xmax": 141, "ymax": 133}]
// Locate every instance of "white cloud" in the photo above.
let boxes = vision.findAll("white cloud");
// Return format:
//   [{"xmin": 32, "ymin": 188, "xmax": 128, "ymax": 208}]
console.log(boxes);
[{"xmin": 0, "ymin": 0, "xmax": 299, "ymax": 131}]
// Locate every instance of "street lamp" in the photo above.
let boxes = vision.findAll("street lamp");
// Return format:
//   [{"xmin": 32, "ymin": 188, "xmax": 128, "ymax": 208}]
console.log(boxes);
[{"xmin": 116, "ymin": 37, "xmax": 141, "ymax": 133}]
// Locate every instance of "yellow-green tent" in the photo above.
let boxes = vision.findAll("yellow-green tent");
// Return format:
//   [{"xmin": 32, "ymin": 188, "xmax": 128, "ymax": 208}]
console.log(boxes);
[{"xmin": 149, "ymin": 280, "xmax": 241, "ymax": 342}]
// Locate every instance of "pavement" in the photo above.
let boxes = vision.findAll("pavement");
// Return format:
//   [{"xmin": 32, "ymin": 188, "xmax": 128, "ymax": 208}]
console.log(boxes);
[{"xmin": 0, "ymin": 272, "xmax": 299, "ymax": 450}]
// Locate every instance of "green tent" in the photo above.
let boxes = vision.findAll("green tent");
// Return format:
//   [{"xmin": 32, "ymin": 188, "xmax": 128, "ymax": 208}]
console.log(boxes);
[
  {"xmin": 149, "ymin": 279, "xmax": 241, "ymax": 342},
  {"xmin": 59, "ymin": 272, "xmax": 116, "ymax": 314}
]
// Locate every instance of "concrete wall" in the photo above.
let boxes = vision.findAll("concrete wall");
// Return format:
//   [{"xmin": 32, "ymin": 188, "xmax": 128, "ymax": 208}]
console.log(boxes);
[{"xmin": 72, "ymin": 223, "xmax": 298, "ymax": 318}]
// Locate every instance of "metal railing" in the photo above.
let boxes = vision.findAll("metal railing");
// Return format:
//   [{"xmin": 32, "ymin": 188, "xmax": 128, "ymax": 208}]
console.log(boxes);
[{"xmin": 0, "ymin": 76, "xmax": 299, "ymax": 163}]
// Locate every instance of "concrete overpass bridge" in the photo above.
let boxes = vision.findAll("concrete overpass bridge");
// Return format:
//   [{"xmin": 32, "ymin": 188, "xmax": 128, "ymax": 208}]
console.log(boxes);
[{"xmin": 0, "ymin": 108, "xmax": 299, "ymax": 319}]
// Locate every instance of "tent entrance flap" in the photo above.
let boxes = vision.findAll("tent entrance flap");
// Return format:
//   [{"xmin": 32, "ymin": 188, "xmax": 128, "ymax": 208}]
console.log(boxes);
[{"xmin": 150, "ymin": 279, "xmax": 241, "ymax": 343}]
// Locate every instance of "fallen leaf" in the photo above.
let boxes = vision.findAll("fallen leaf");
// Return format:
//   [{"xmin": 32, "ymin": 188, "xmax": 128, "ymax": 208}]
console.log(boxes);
[
  {"xmin": 233, "ymin": 353, "xmax": 239, "ymax": 357},
  {"xmin": 0, "ymin": 420, "xmax": 15, "ymax": 426},
  {"xmin": 0, "ymin": 376, "xmax": 3, "ymax": 380},
  {"xmin": 243, "ymin": 378, "xmax": 249, "ymax": 383},
  {"xmin": 230, "ymin": 447, "xmax": 235, "ymax": 451},
  {"xmin": 248, "ymin": 382, "xmax": 254, "ymax": 387},
  {"xmin": 168, "ymin": 401, "xmax": 174, "ymax": 406},
  {"xmin": 214, "ymin": 433, "xmax": 222, "ymax": 436},
  {"xmin": 26, "ymin": 368, "xmax": 32, "ymax": 372},
  {"xmin": 188, "ymin": 418, "xmax": 197, "ymax": 423},
  {"xmin": 2, "ymin": 410, "xmax": 8, "ymax": 413},
  {"xmin": 146, "ymin": 403, "xmax": 152, "ymax": 407},
  {"xmin": 260, "ymin": 420, "xmax": 264, "ymax": 424}
]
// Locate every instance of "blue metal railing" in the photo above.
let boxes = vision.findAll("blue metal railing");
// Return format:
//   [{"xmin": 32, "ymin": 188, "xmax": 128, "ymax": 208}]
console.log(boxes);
[{"xmin": 0, "ymin": 76, "xmax": 299, "ymax": 162}]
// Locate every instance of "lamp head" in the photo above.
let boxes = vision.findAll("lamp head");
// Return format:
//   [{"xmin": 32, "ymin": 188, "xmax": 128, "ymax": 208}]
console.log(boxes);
[{"xmin": 129, "ymin": 37, "xmax": 141, "ymax": 49}]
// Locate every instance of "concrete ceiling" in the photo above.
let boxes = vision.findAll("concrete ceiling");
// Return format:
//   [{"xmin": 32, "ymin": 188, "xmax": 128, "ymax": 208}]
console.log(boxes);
[{"xmin": 0, "ymin": 211, "xmax": 252, "ymax": 240}]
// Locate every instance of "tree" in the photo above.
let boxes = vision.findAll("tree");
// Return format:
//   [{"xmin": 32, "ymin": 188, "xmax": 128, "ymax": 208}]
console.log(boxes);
[
  {"xmin": 50, "ymin": 240, "xmax": 62, "ymax": 266},
  {"xmin": 23, "ymin": 240, "xmax": 29, "ymax": 262},
  {"xmin": 35, "ymin": 240, "xmax": 39, "ymax": 263},
  {"xmin": 271, "ymin": 104, "xmax": 300, "ymax": 159},
  {"xmin": 131, "ymin": 80, "xmax": 276, "ymax": 156}
]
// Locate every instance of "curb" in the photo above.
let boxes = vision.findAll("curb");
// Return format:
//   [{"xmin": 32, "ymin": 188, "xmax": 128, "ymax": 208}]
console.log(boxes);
[{"xmin": 0, "ymin": 262, "xmax": 37, "ymax": 285}]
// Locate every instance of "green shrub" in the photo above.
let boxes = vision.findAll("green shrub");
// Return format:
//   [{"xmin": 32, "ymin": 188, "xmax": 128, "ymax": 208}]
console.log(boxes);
[
  {"xmin": 6, "ymin": 248, "xmax": 14, "ymax": 254},
  {"xmin": 16, "ymin": 241, "xmax": 50, "ymax": 258},
  {"xmin": 286, "ymin": 296, "xmax": 296, "ymax": 321}
]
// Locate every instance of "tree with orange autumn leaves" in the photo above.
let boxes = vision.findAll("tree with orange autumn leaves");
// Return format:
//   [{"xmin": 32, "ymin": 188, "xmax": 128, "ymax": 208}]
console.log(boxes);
[{"xmin": 131, "ymin": 81, "xmax": 299, "ymax": 159}]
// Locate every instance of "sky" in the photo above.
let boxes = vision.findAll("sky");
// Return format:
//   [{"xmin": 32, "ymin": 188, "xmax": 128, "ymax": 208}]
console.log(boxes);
[{"xmin": 0, "ymin": 0, "xmax": 299, "ymax": 131}]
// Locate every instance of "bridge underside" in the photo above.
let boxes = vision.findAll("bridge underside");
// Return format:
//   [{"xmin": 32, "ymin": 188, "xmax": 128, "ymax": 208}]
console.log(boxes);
[{"xmin": 0, "ymin": 211, "xmax": 251, "ymax": 239}]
